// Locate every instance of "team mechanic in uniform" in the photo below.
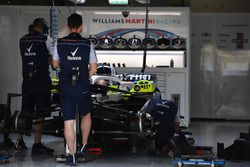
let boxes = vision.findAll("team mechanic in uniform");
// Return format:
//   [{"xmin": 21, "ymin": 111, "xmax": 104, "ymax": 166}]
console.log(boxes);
[
  {"xmin": 53, "ymin": 13, "xmax": 97, "ymax": 166},
  {"xmin": 140, "ymin": 90, "xmax": 180, "ymax": 156},
  {"xmin": 18, "ymin": 18, "xmax": 55, "ymax": 154}
]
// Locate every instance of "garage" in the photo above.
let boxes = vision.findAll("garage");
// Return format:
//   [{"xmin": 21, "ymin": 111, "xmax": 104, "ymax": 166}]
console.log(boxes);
[{"xmin": 0, "ymin": 0, "xmax": 250, "ymax": 166}]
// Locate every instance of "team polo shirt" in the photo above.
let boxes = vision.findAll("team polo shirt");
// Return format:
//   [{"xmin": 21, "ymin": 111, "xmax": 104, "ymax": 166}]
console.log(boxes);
[
  {"xmin": 54, "ymin": 33, "xmax": 97, "ymax": 89},
  {"xmin": 19, "ymin": 31, "xmax": 53, "ymax": 84}
]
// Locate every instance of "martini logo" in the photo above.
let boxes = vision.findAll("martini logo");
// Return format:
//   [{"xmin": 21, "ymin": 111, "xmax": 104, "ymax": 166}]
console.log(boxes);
[{"xmin": 67, "ymin": 47, "xmax": 81, "ymax": 60}]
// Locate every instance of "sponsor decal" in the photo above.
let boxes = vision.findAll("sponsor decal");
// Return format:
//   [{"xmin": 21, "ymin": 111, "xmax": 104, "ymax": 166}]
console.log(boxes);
[
  {"xmin": 28, "ymin": 62, "xmax": 34, "ymax": 66},
  {"xmin": 24, "ymin": 44, "xmax": 36, "ymax": 56},
  {"xmin": 91, "ymin": 18, "xmax": 181, "ymax": 25},
  {"xmin": 67, "ymin": 47, "xmax": 82, "ymax": 60},
  {"xmin": 27, "ymin": 44, "xmax": 33, "ymax": 52},
  {"xmin": 71, "ymin": 47, "xmax": 79, "ymax": 57},
  {"xmin": 115, "ymin": 74, "xmax": 155, "ymax": 81}
]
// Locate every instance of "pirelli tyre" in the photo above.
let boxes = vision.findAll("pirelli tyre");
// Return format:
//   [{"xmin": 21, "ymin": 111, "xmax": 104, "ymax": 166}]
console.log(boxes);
[
  {"xmin": 11, "ymin": 110, "xmax": 32, "ymax": 132},
  {"xmin": 99, "ymin": 36, "xmax": 113, "ymax": 49},
  {"xmin": 88, "ymin": 35, "xmax": 98, "ymax": 46},
  {"xmin": 128, "ymin": 35, "xmax": 142, "ymax": 49},
  {"xmin": 114, "ymin": 36, "xmax": 127, "ymax": 49},
  {"xmin": 142, "ymin": 37, "xmax": 156, "ymax": 49},
  {"xmin": 172, "ymin": 37, "xmax": 186, "ymax": 49},
  {"xmin": 157, "ymin": 36, "xmax": 170, "ymax": 49}
]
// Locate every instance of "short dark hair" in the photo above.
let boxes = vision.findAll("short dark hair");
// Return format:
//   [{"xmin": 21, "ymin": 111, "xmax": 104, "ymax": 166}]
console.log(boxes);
[
  {"xmin": 28, "ymin": 24, "xmax": 34, "ymax": 33},
  {"xmin": 33, "ymin": 18, "xmax": 47, "ymax": 29},
  {"xmin": 68, "ymin": 13, "xmax": 82, "ymax": 29}
]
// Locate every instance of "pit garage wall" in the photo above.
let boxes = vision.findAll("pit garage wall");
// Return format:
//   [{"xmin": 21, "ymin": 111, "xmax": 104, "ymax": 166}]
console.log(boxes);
[{"xmin": 191, "ymin": 13, "xmax": 250, "ymax": 120}]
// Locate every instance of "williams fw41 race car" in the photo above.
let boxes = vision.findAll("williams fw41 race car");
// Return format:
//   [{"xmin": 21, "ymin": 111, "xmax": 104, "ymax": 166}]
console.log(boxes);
[
  {"xmin": 86, "ymin": 74, "xmax": 158, "ymax": 148},
  {"xmin": 49, "ymin": 73, "xmax": 159, "ymax": 150}
]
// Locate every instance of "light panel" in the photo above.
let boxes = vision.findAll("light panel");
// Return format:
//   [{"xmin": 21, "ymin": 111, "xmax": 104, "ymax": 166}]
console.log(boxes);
[{"xmin": 108, "ymin": 0, "xmax": 128, "ymax": 5}]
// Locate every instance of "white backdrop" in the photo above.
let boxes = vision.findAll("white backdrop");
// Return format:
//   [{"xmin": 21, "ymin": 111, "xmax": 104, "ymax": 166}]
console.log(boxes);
[{"xmin": 191, "ymin": 13, "xmax": 250, "ymax": 120}]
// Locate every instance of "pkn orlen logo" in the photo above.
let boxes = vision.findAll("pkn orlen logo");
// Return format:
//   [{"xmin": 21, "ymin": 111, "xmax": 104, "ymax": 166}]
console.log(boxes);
[
  {"xmin": 24, "ymin": 44, "xmax": 36, "ymax": 56},
  {"xmin": 67, "ymin": 47, "xmax": 81, "ymax": 60}
]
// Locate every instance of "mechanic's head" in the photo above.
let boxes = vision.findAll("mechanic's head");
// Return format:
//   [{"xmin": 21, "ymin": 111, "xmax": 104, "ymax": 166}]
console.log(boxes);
[
  {"xmin": 97, "ymin": 66, "xmax": 112, "ymax": 75},
  {"xmin": 33, "ymin": 18, "xmax": 48, "ymax": 34},
  {"xmin": 67, "ymin": 13, "xmax": 83, "ymax": 33},
  {"xmin": 96, "ymin": 79, "xmax": 108, "ymax": 87},
  {"xmin": 28, "ymin": 24, "xmax": 33, "ymax": 33},
  {"xmin": 153, "ymin": 88, "xmax": 162, "ymax": 99}
]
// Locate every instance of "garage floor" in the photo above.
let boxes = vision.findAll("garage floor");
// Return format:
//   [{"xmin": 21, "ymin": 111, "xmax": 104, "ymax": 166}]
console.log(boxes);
[{"xmin": 1, "ymin": 120, "xmax": 250, "ymax": 167}]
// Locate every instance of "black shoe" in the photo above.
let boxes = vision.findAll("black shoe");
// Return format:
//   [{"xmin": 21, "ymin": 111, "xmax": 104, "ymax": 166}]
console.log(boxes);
[
  {"xmin": 31, "ymin": 143, "xmax": 54, "ymax": 155},
  {"xmin": 55, "ymin": 154, "xmax": 67, "ymax": 163},
  {"xmin": 4, "ymin": 137, "xmax": 14, "ymax": 150},
  {"xmin": 77, "ymin": 144, "xmax": 94, "ymax": 162},
  {"xmin": 65, "ymin": 154, "xmax": 77, "ymax": 166},
  {"xmin": 14, "ymin": 139, "xmax": 27, "ymax": 151}
]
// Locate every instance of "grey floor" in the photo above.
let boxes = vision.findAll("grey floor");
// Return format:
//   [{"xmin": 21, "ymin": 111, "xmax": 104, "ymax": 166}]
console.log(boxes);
[{"xmin": 2, "ymin": 120, "xmax": 250, "ymax": 167}]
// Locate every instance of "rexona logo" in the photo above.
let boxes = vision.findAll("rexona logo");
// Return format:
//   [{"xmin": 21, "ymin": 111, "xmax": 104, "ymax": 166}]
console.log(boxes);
[
  {"xmin": 67, "ymin": 47, "xmax": 81, "ymax": 60},
  {"xmin": 24, "ymin": 44, "xmax": 36, "ymax": 56}
]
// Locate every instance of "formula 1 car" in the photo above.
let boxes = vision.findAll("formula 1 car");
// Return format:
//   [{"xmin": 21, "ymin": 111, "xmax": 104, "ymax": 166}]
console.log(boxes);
[
  {"xmin": 84, "ymin": 74, "xmax": 157, "ymax": 147},
  {"xmin": 6, "ymin": 71, "xmax": 158, "ymax": 145}
]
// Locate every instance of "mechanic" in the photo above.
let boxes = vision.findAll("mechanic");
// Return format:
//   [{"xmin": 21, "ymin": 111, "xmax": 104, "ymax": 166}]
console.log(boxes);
[
  {"xmin": 140, "ymin": 89, "xmax": 180, "ymax": 155},
  {"xmin": 52, "ymin": 13, "xmax": 97, "ymax": 166},
  {"xmin": 17, "ymin": 18, "xmax": 55, "ymax": 155}
]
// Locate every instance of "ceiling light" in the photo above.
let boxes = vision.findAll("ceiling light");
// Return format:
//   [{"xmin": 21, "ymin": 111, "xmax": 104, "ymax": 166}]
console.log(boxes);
[
  {"xmin": 135, "ymin": 0, "xmax": 150, "ymax": 4},
  {"xmin": 108, "ymin": 0, "xmax": 128, "ymax": 5},
  {"xmin": 94, "ymin": 11, "xmax": 122, "ymax": 15},
  {"xmin": 69, "ymin": 0, "xmax": 87, "ymax": 4}
]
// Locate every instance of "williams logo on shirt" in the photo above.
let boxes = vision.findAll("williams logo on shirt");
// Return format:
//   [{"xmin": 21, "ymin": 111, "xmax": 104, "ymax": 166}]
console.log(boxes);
[
  {"xmin": 24, "ymin": 44, "xmax": 36, "ymax": 56},
  {"xmin": 67, "ymin": 47, "xmax": 81, "ymax": 60}
]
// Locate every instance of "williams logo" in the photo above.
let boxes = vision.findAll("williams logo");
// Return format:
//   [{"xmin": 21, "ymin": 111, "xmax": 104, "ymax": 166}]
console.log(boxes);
[
  {"xmin": 24, "ymin": 44, "xmax": 36, "ymax": 56},
  {"xmin": 27, "ymin": 44, "xmax": 33, "ymax": 52},
  {"xmin": 67, "ymin": 47, "xmax": 81, "ymax": 60}
]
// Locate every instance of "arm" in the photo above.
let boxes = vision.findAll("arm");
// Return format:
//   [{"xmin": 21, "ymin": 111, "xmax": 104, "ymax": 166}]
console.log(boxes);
[
  {"xmin": 46, "ymin": 36, "xmax": 59, "ymax": 68},
  {"xmin": 89, "ymin": 63, "xmax": 97, "ymax": 78},
  {"xmin": 52, "ymin": 60, "xmax": 60, "ymax": 69},
  {"xmin": 51, "ymin": 40, "xmax": 60, "ymax": 69},
  {"xmin": 48, "ymin": 55, "xmax": 52, "ymax": 65},
  {"xmin": 89, "ymin": 43, "xmax": 97, "ymax": 78},
  {"xmin": 174, "ymin": 110, "xmax": 181, "ymax": 133},
  {"xmin": 140, "ymin": 99, "xmax": 151, "ymax": 113},
  {"xmin": 46, "ymin": 37, "xmax": 54, "ymax": 66},
  {"xmin": 174, "ymin": 121, "xmax": 180, "ymax": 134}
]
